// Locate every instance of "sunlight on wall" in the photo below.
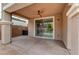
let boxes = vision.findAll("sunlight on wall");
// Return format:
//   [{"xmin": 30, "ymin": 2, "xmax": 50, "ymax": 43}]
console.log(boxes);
[{"xmin": 12, "ymin": 16, "xmax": 28, "ymax": 26}]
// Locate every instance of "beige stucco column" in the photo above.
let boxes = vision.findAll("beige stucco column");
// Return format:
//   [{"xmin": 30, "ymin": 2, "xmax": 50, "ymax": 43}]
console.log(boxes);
[
  {"xmin": 66, "ymin": 4, "xmax": 79, "ymax": 55},
  {"xmin": 66, "ymin": 16, "xmax": 72, "ymax": 51},
  {"xmin": 28, "ymin": 19, "xmax": 34, "ymax": 37},
  {"xmin": 0, "ymin": 11, "xmax": 12, "ymax": 44}
]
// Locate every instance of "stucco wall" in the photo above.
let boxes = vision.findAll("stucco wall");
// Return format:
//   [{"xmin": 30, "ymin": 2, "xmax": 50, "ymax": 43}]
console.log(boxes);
[
  {"xmin": 54, "ymin": 14, "xmax": 62, "ymax": 40},
  {"xmin": 28, "ymin": 14, "xmax": 62, "ymax": 40},
  {"xmin": 62, "ymin": 5, "xmax": 71, "ymax": 47},
  {"xmin": 69, "ymin": 14, "xmax": 79, "ymax": 55}
]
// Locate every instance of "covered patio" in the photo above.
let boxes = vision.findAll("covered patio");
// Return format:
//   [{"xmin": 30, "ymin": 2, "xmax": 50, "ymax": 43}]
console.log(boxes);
[{"xmin": 0, "ymin": 3, "xmax": 79, "ymax": 55}]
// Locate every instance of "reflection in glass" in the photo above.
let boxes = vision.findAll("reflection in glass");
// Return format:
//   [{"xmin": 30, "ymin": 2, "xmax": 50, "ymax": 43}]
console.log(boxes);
[{"xmin": 35, "ymin": 18, "xmax": 53, "ymax": 38}]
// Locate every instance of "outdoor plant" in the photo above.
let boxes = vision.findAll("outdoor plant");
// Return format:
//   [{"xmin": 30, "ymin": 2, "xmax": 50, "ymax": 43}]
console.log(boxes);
[{"xmin": 46, "ymin": 23, "xmax": 53, "ymax": 33}]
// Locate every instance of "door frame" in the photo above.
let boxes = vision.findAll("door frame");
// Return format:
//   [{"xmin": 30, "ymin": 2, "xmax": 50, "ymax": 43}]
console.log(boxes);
[{"xmin": 34, "ymin": 16, "xmax": 55, "ymax": 39}]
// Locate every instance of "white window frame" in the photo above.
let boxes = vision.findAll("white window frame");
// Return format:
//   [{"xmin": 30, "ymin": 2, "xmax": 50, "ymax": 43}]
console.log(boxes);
[{"xmin": 34, "ymin": 16, "xmax": 55, "ymax": 39}]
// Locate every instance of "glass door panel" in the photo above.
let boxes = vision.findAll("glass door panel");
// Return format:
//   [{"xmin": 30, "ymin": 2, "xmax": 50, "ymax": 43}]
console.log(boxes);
[{"xmin": 35, "ymin": 18, "xmax": 53, "ymax": 38}]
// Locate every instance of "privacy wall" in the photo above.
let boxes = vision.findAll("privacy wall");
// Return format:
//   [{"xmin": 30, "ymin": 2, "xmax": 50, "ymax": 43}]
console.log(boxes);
[{"xmin": 0, "ymin": 25, "xmax": 28, "ymax": 40}]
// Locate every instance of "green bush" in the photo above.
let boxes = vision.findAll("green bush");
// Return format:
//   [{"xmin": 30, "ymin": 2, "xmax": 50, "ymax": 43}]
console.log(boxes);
[{"xmin": 46, "ymin": 23, "xmax": 53, "ymax": 32}]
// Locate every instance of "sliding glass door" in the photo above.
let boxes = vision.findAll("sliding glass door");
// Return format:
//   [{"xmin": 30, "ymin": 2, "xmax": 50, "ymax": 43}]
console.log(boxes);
[{"xmin": 35, "ymin": 17, "xmax": 54, "ymax": 39}]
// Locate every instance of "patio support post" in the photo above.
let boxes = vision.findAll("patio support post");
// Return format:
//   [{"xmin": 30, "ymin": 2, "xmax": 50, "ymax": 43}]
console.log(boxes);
[{"xmin": 0, "ymin": 11, "xmax": 12, "ymax": 44}]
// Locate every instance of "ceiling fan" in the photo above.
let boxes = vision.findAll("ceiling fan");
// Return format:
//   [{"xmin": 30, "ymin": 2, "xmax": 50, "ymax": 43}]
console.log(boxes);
[{"xmin": 37, "ymin": 10, "xmax": 44, "ymax": 17}]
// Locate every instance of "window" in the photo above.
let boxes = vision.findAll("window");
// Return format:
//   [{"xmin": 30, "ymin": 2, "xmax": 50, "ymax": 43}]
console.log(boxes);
[{"xmin": 12, "ymin": 16, "xmax": 28, "ymax": 26}]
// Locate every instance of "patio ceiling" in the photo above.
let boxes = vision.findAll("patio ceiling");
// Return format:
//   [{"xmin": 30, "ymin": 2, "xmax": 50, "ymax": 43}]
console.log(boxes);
[{"xmin": 13, "ymin": 3, "xmax": 67, "ymax": 19}]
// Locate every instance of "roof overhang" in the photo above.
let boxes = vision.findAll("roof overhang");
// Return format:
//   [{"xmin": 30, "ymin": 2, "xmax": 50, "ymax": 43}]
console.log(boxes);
[{"xmin": 3, "ymin": 3, "xmax": 33, "ymax": 13}]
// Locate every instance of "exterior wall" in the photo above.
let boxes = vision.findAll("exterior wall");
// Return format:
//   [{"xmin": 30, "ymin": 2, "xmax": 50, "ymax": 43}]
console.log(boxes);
[
  {"xmin": 62, "ymin": 5, "xmax": 71, "ymax": 47},
  {"xmin": 28, "ymin": 14, "xmax": 62, "ymax": 40},
  {"xmin": 54, "ymin": 14, "xmax": 62, "ymax": 40},
  {"xmin": 70, "ymin": 14, "xmax": 79, "ymax": 54},
  {"xmin": 63, "ymin": 4, "xmax": 79, "ymax": 54}
]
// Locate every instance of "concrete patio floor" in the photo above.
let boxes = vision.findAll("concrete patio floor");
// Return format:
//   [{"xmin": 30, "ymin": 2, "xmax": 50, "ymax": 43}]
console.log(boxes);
[{"xmin": 0, "ymin": 36, "xmax": 70, "ymax": 55}]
